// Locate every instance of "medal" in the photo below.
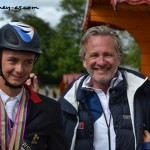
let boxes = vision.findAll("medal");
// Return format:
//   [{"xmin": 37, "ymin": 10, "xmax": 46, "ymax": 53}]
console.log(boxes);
[{"xmin": 0, "ymin": 88, "xmax": 29, "ymax": 150}]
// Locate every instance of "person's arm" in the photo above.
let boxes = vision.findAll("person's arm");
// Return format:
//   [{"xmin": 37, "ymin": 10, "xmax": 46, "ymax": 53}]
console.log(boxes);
[
  {"xmin": 25, "ymin": 73, "xmax": 39, "ymax": 92},
  {"xmin": 143, "ymin": 130, "xmax": 150, "ymax": 150}
]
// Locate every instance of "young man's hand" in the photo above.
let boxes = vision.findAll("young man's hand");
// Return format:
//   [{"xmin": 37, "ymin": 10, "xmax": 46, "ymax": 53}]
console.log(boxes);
[
  {"xmin": 26, "ymin": 73, "xmax": 39, "ymax": 92},
  {"xmin": 143, "ymin": 130, "xmax": 150, "ymax": 143}
]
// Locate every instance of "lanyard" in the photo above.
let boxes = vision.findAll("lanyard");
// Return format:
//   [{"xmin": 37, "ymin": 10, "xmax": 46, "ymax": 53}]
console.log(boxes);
[
  {"xmin": 0, "ymin": 88, "xmax": 29, "ymax": 150},
  {"xmin": 103, "ymin": 112, "xmax": 112, "ymax": 150}
]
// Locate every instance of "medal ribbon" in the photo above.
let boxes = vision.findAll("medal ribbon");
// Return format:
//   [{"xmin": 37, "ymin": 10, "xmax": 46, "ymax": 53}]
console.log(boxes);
[{"xmin": 0, "ymin": 87, "xmax": 29, "ymax": 150}]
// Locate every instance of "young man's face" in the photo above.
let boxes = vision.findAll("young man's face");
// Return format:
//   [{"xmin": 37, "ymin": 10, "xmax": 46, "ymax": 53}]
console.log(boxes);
[{"xmin": 1, "ymin": 49, "xmax": 36, "ymax": 86}]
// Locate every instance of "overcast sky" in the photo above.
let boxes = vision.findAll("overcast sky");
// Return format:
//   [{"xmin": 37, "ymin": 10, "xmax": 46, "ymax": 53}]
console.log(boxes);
[{"xmin": 0, "ymin": 0, "xmax": 64, "ymax": 28}]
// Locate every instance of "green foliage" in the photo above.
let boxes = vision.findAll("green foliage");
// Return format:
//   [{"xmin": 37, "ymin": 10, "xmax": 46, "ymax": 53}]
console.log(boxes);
[
  {"xmin": 118, "ymin": 31, "xmax": 140, "ymax": 70},
  {"xmin": 121, "ymin": 42, "xmax": 140, "ymax": 69},
  {"xmin": 50, "ymin": 0, "xmax": 86, "ymax": 76}
]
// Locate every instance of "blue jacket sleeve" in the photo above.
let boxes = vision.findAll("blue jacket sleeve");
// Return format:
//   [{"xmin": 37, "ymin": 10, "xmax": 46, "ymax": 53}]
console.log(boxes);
[{"xmin": 143, "ymin": 142, "xmax": 150, "ymax": 150}]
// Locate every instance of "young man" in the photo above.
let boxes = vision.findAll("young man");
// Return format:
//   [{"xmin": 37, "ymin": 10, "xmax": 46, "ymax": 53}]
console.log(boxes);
[
  {"xmin": 58, "ymin": 25, "xmax": 150, "ymax": 150},
  {"xmin": 0, "ymin": 22, "xmax": 68, "ymax": 150}
]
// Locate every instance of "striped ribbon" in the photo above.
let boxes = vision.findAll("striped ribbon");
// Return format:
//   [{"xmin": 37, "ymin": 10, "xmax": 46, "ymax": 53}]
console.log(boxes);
[{"xmin": 0, "ymin": 87, "xmax": 29, "ymax": 150}]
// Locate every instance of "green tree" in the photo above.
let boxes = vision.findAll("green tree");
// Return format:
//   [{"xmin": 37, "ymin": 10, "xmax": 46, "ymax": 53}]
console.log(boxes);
[
  {"xmin": 118, "ymin": 30, "xmax": 140, "ymax": 70},
  {"xmin": 122, "ymin": 41, "xmax": 140, "ymax": 70},
  {"xmin": 48, "ymin": 0, "xmax": 86, "ymax": 78}
]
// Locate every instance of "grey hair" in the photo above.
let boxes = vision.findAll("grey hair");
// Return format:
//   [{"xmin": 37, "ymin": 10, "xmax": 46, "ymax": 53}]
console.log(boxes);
[{"xmin": 79, "ymin": 25, "xmax": 123, "ymax": 60}]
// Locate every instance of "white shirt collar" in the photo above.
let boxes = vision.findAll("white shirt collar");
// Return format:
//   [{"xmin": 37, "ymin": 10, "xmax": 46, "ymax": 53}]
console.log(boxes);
[
  {"xmin": 0, "ymin": 88, "xmax": 23, "ymax": 105},
  {"xmin": 82, "ymin": 71, "xmax": 123, "ymax": 90}
]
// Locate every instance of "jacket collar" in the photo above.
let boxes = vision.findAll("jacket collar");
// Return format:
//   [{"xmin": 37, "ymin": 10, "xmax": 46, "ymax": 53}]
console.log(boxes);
[
  {"xmin": 61, "ymin": 69, "xmax": 149, "ymax": 114},
  {"xmin": 59, "ymin": 74, "xmax": 87, "ymax": 114},
  {"xmin": 24, "ymin": 84, "xmax": 41, "ymax": 103}
]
